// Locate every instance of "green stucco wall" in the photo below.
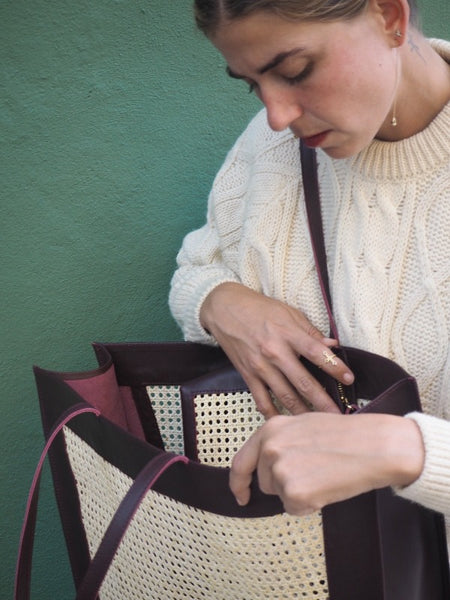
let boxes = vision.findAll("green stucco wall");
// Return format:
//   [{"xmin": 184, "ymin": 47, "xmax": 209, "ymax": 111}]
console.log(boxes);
[{"xmin": 1, "ymin": 1, "xmax": 448, "ymax": 597}]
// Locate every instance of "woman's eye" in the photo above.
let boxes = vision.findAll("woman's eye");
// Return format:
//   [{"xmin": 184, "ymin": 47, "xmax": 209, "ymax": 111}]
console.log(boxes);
[{"xmin": 285, "ymin": 63, "xmax": 313, "ymax": 86}]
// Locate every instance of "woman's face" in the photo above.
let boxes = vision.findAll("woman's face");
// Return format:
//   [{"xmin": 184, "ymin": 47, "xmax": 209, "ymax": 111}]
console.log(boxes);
[{"xmin": 211, "ymin": 7, "xmax": 399, "ymax": 158}]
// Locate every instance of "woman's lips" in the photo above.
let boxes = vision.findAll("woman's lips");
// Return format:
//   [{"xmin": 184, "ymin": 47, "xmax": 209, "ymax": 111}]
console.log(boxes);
[{"xmin": 301, "ymin": 130, "xmax": 330, "ymax": 148}]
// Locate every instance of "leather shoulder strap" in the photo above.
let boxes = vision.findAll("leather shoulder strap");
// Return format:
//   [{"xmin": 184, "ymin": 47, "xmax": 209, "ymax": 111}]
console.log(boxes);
[
  {"xmin": 15, "ymin": 401, "xmax": 188, "ymax": 600},
  {"xmin": 14, "ymin": 404, "xmax": 100, "ymax": 600},
  {"xmin": 299, "ymin": 142, "xmax": 339, "ymax": 341}
]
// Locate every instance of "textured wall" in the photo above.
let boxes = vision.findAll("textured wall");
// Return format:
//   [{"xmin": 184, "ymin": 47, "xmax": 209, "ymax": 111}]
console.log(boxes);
[{"xmin": 1, "ymin": 1, "xmax": 448, "ymax": 597}]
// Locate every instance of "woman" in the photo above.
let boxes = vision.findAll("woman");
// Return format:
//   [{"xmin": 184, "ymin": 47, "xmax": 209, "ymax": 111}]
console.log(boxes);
[{"xmin": 169, "ymin": 0, "xmax": 450, "ymax": 539}]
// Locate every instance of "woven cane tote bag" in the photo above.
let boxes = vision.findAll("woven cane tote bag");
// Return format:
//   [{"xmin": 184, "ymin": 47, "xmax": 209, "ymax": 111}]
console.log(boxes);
[{"xmin": 16, "ymin": 340, "xmax": 449, "ymax": 600}]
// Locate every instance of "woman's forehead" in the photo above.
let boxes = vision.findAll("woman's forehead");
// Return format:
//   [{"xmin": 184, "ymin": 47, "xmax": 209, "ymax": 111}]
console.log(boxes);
[{"xmin": 211, "ymin": 11, "xmax": 359, "ymax": 72}]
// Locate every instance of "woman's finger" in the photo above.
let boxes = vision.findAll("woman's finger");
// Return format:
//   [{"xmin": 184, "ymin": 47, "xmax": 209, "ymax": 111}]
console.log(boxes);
[
  {"xmin": 245, "ymin": 377, "xmax": 280, "ymax": 419},
  {"xmin": 287, "ymin": 331, "xmax": 354, "ymax": 386},
  {"xmin": 229, "ymin": 428, "xmax": 264, "ymax": 506}
]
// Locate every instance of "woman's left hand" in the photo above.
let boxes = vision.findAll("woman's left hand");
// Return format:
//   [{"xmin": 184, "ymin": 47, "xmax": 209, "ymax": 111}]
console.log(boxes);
[{"xmin": 229, "ymin": 413, "xmax": 425, "ymax": 514}]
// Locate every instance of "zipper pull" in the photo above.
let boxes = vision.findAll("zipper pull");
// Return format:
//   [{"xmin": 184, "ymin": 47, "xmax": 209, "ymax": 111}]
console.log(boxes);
[{"xmin": 337, "ymin": 381, "xmax": 357, "ymax": 414}]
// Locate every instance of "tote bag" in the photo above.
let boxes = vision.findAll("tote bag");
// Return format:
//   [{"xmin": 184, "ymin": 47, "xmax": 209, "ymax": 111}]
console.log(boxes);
[{"xmin": 16, "ymin": 340, "xmax": 450, "ymax": 600}]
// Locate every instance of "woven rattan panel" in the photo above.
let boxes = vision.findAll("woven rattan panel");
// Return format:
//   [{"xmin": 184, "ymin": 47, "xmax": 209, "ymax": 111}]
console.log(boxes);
[
  {"xmin": 64, "ymin": 427, "xmax": 329, "ymax": 599},
  {"xmin": 146, "ymin": 385, "xmax": 184, "ymax": 454},
  {"xmin": 192, "ymin": 391, "xmax": 264, "ymax": 466},
  {"xmin": 192, "ymin": 389, "xmax": 289, "ymax": 467}
]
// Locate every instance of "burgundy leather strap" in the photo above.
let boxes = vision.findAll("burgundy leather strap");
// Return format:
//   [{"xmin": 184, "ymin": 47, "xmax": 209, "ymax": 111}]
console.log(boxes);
[
  {"xmin": 299, "ymin": 142, "xmax": 340, "ymax": 342},
  {"xmin": 75, "ymin": 452, "xmax": 188, "ymax": 600},
  {"xmin": 15, "ymin": 403, "xmax": 188, "ymax": 600},
  {"xmin": 14, "ymin": 404, "xmax": 101, "ymax": 600}
]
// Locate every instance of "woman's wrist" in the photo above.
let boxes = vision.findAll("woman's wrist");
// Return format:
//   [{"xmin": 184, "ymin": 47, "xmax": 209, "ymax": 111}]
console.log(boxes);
[
  {"xmin": 199, "ymin": 282, "xmax": 244, "ymax": 333},
  {"xmin": 378, "ymin": 414, "xmax": 425, "ymax": 488}
]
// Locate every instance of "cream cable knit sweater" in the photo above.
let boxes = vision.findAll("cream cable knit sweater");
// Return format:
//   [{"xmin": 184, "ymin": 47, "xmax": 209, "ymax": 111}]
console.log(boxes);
[{"xmin": 170, "ymin": 40, "xmax": 450, "ymax": 541}]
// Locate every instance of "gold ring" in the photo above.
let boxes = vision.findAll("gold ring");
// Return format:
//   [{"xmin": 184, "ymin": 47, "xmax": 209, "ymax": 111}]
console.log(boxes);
[{"xmin": 322, "ymin": 350, "xmax": 337, "ymax": 366}]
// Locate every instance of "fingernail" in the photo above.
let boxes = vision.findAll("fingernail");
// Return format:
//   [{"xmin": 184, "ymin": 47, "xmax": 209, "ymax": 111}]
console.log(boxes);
[{"xmin": 343, "ymin": 372, "xmax": 354, "ymax": 384}]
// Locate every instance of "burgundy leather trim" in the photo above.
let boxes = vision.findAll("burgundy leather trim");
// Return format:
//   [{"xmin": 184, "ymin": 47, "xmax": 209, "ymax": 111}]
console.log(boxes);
[
  {"xmin": 180, "ymin": 364, "xmax": 248, "ymax": 460},
  {"xmin": 35, "ymin": 368, "xmax": 94, "ymax": 587},
  {"xmin": 93, "ymin": 341, "xmax": 231, "ymax": 385},
  {"xmin": 15, "ymin": 404, "xmax": 99, "ymax": 600},
  {"xmin": 130, "ymin": 385, "xmax": 164, "ymax": 449},
  {"xmin": 75, "ymin": 453, "xmax": 189, "ymax": 600}
]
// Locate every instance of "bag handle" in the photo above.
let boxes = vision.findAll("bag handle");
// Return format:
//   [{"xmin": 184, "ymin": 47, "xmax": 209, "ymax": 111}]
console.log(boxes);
[
  {"xmin": 299, "ymin": 142, "xmax": 340, "ymax": 342},
  {"xmin": 15, "ymin": 403, "xmax": 188, "ymax": 600},
  {"xmin": 75, "ymin": 452, "xmax": 188, "ymax": 599},
  {"xmin": 14, "ymin": 404, "xmax": 101, "ymax": 600}
]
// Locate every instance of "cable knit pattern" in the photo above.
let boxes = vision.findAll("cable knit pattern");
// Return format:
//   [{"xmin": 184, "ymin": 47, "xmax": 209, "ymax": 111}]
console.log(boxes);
[{"xmin": 170, "ymin": 41, "xmax": 450, "ymax": 545}]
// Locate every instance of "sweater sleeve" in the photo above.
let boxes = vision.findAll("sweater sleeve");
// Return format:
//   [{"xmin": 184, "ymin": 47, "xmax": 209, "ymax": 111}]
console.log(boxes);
[
  {"xmin": 169, "ymin": 221, "xmax": 241, "ymax": 344},
  {"xmin": 169, "ymin": 112, "xmax": 264, "ymax": 343},
  {"xmin": 395, "ymin": 412, "xmax": 450, "ymax": 516}
]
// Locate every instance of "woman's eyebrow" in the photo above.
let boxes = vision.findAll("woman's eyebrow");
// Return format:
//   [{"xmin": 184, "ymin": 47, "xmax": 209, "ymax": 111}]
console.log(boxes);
[{"xmin": 226, "ymin": 47, "xmax": 306, "ymax": 80}]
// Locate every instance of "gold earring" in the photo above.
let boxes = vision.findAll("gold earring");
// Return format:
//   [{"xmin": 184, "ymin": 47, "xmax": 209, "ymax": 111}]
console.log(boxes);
[{"xmin": 391, "ymin": 49, "xmax": 401, "ymax": 127}]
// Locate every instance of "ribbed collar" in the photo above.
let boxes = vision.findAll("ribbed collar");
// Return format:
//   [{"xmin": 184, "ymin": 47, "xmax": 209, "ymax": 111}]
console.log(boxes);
[
  {"xmin": 351, "ymin": 102, "xmax": 450, "ymax": 180},
  {"xmin": 349, "ymin": 39, "xmax": 450, "ymax": 181}
]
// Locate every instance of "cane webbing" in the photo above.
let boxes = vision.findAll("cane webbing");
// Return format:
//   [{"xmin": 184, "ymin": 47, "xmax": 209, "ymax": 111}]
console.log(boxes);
[
  {"xmin": 146, "ymin": 385, "xmax": 184, "ymax": 454},
  {"xmin": 192, "ymin": 391, "xmax": 264, "ymax": 466},
  {"xmin": 146, "ymin": 384, "xmax": 286, "ymax": 467},
  {"xmin": 64, "ymin": 426, "xmax": 329, "ymax": 600}
]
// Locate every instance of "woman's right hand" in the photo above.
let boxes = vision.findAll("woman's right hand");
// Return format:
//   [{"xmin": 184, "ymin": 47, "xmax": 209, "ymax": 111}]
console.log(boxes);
[{"xmin": 200, "ymin": 282, "xmax": 354, "ymax": 418}]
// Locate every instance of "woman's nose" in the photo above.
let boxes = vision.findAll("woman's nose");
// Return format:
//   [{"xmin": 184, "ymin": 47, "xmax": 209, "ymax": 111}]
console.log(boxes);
[{"xmin": 262, "ymin": 90, "xmax": 304, "ymax": 132}]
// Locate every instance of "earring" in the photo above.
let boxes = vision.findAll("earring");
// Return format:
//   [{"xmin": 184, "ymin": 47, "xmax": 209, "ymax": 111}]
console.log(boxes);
[
  {"xmin": 394, "ymin": 29, "xmax": 402, "ymax": 39},
  {"xmin": 391, "ymin": 49, "xmax": 401, "ymax": 127},
  {"xmin": 391, "ymin": 110, "xmax": 398, "ymax": 128}
]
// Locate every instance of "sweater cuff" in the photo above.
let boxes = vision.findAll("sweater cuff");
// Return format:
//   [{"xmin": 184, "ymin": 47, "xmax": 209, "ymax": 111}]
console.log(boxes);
[
  {"xmin": 394, "ymin": 412, "xmax": 450, "ymax": 515},
  {"xmin": 169, "ymin": 272, "xmax": 240, "ymax": 344}
]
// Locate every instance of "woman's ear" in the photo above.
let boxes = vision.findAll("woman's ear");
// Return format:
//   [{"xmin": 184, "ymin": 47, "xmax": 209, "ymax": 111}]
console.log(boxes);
[{"xmin": 369, "ymin": 0, "xmax": 410, "ymax": 46}]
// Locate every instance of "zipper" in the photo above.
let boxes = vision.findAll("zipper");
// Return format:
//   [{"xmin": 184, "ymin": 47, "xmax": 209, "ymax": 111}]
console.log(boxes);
[{"xmin": 337, "ymin": 381, "xmax": 357, "ymax": 414}]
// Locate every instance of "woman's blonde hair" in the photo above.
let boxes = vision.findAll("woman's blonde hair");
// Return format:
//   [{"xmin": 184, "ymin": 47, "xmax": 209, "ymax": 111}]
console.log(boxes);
[{"xmin": 194, "ymin": 0, "xmax": 419, "ymax": 35}]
